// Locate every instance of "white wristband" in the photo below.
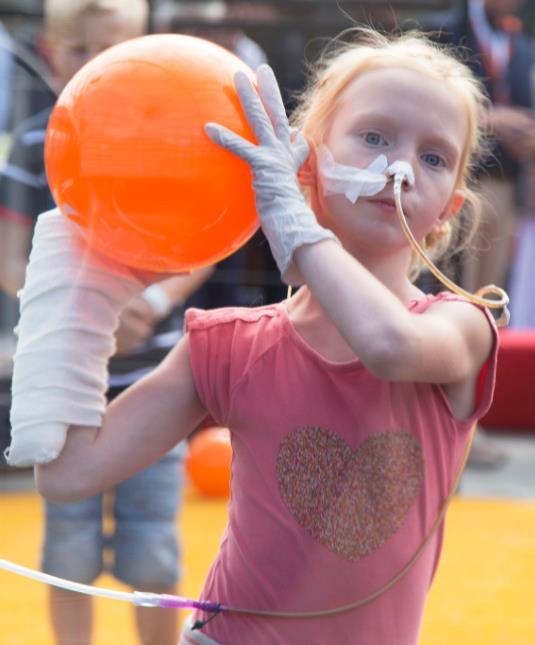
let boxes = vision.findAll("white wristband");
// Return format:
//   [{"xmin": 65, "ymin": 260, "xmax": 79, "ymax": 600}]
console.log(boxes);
[{"xmin": 141, "ymin": 284, "xmax": 174, "ymax": 318}]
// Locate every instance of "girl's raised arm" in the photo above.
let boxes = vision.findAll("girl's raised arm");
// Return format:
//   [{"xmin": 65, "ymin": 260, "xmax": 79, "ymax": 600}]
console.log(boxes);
[{"xmin": 294, "ymin": 238, "xmax": 494, "ymax": 385}]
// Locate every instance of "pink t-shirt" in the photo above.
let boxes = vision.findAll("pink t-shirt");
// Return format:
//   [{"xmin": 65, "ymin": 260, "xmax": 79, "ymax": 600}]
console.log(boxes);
[{"xmin": 186, "ymin": 293, "xmax": 498, "ymax": 645}]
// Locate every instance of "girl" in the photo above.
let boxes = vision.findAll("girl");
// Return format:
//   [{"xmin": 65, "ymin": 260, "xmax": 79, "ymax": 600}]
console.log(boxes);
[{"xmin": 9, "ymin": 29, "xmax": 499, "ymax": 645}]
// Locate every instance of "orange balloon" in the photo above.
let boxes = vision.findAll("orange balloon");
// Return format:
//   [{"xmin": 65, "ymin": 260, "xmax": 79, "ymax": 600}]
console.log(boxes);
[
  {"xmin": 45, "ymin": 34, "xmax": 259, "ymax": 272},
  {"xmin": 186, "ymin": 427, "xmax": 232, "ymax": 497}
]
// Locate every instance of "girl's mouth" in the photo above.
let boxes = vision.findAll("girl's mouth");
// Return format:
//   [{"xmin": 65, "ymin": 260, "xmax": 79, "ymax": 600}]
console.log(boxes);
[{"xmin": 367, "ymin": 197, "xmax": 397, "ymax": 213}]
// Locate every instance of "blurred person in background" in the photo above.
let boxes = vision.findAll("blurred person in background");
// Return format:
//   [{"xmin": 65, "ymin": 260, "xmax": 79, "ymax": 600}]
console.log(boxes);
[
  {"xmin": 0, "ymin": 2, "xmax": 213, "ymax": 643},
  {"xmin": 427, "ymin": 0, "xmax": 535, "ymax": 468},
  {"xmin": 429, "ymin": 0, "xmax": 535, "ymax": 294},
  {"xmin": 0, "ymin": 21, "xmax": 13, "ymax": 132},
  {"xmin": 0, "ymin": 21, "xmax": 15, "ymax": 334}
]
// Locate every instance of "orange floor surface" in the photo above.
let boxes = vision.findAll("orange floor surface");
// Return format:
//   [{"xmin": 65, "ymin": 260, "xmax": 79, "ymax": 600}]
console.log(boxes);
[{"xmin": 1, "ymin": 487, "xmax": 534, "ymax": 644}]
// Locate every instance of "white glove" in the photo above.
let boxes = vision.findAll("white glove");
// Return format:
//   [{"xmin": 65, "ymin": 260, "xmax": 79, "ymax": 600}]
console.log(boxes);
[
  {"xmin": 205, "ymin": 64, "xmax": 338, "ymax": 286},
  {"xmin": 5, "ymin": 209, "xmax": 143, "ymax": 466}
]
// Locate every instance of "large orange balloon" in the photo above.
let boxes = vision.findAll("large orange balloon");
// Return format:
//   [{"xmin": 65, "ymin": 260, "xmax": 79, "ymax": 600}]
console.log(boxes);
[
  {"xmin": 45, "ymin": 34, "xmax": 259, "ymax": 272},
  {"xmin": 186, "ymin": 427, "xmax": 232, "ymax": 498}
]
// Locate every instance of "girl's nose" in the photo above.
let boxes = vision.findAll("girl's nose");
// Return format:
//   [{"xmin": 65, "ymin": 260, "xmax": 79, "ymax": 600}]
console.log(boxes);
[{"xmin": 400, "ymin": 175, "xmax": 413, "ymax": 191}]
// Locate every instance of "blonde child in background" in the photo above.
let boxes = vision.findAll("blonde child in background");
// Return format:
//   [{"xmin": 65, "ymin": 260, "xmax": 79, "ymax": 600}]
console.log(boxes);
[
  {"xmin": 9, "ymin": 28, "xmax": 499, "ymax": 645},
  {"xmin": 0, "ymin": 2, "xmax": 214, "ymax": 644}
]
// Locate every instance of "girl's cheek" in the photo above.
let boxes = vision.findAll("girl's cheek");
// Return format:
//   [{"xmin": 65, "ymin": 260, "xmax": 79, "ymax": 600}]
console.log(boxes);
[
  {"xmin": 352, "ymin": 144, "xmax": 387, "ymax": 166},
  {"xmin": 331, "ymin": 137, "xmax": 381, "ymax": 167},
  {"xmin": 421, "ymin": 169, "xmax": 450, "ymax": 197}
]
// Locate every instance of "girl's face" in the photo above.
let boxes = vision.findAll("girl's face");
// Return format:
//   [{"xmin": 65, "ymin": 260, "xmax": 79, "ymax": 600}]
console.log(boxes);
[{"xmin": 312, "ymin": 66, "xmax": 468, "ymax": 257}]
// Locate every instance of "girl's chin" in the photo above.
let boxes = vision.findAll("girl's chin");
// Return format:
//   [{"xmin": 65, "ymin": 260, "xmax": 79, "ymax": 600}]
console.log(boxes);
[{"xmin": 342, "ymin": 230, "xmax": 412, "ymax": 255}]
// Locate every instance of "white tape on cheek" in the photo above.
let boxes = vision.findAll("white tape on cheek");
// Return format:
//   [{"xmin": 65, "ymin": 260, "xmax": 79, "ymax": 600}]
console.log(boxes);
[{"xmin": 317, "ymin": 145, "xmax": 389, "ymax": 204}]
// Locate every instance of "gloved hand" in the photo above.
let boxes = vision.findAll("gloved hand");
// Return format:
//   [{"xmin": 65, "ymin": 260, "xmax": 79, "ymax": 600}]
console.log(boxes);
[
  {"xmin": 6, "ymin": 209, "xmax": 143, "ymax": 466},
  {"xmin": 205, "ymin": 64, "xmax": 338, "ymax": 285}
]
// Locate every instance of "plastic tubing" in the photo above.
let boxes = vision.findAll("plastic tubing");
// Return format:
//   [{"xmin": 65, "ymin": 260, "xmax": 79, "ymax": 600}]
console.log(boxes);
[
  {"xmin": 0, "ymin": 559, "xmax": 220, "ymax": 611},
  {"xmin": 392, "ymin": 172, "xmax": 510, "ymax": 327}
]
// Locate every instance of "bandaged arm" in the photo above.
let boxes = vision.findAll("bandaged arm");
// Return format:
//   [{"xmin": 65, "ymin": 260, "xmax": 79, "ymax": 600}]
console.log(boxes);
[
  {"xmin": 5, "ymin": 209, "xmax": 143, "ymax": 467},
  {"xmin": 36, "ymin": 331, "xmax": 207, "ymax": 503}
]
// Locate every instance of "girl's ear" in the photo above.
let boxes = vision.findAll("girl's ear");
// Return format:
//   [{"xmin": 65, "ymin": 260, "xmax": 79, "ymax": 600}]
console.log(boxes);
[
  {"xmin": 297, "ymin": 140, "xmax": 318, "ymax": 187},
  {"xmin": 431, "ymin": 190, "xmax": 464, "ymax": 241},
  {"xmin": 451, "ymin": 192, "xmax": 465, "ymax": 215},
  {"xmin": 438, "ymin": 189, "xmax": 465, "ymax": 225}
]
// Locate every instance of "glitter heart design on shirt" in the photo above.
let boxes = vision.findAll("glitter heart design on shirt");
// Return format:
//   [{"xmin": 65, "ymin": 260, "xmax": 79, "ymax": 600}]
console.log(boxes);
[{"xmin": 276, "ymin": 427, "xmax": 424, "ymax": 561}]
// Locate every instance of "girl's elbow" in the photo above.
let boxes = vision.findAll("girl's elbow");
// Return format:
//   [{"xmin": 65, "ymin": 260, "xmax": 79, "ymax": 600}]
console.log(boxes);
[
  {"xmin": 35, "ymin": 463, "xmax": 91, "ymax": 503},
  {"xmin": 363, "ymin": 349, "xmax": 401, "ymax": 380},
  {"xmin": 360, "ymin": 330, "xmax": 412, "ymax": 380}
]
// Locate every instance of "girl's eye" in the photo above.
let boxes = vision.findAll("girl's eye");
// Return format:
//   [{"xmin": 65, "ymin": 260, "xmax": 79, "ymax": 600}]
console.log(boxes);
[
  {"xmin": 363, "ymin": 132, "xmax": 386, "ymax": 146},
  {"xmin": 422, "ymin": 153, "xmax": 445, "ymax": 168}
]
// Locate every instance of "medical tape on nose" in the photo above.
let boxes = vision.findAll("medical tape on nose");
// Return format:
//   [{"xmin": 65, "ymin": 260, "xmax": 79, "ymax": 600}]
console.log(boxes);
[
  {"xmin": 317, "ymin": 144, "xmax": 389, "ymax": 203},
  {"xmin": 317, "ymin": 144, "xmax": 415, "ymax": 204},
  {"xmin": 387, "ymin": 160, "xmax": 415, "ymax": 196}
]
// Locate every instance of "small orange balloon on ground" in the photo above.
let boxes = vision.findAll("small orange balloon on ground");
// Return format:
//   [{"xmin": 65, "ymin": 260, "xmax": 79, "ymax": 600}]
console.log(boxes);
[
  {"xmin": 186, "ymin": 427, "xmax": 232, "ymax": 498},
  {"xmin": 45, "ymin": 34, "xmax": 259, "ymax": 272}
]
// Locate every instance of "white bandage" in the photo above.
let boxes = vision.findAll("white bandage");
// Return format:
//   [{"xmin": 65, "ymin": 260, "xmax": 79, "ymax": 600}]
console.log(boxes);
[
  {"xmin": 317, "ymin": 145, "xmax": 415, "ymax": 204},
  {"xmin": 5, "ymin": 209, "xmax": 143, "ymax": 467}
]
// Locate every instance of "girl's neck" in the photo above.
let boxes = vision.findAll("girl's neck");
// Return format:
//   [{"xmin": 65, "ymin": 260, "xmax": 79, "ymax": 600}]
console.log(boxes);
[
  {"xmin": 344, "ymin": 242, "xmax": 423, "ymax": 303},
  {"xmin": 356, "ymin": 247, "xmax": 416, "ymax": 299},
  {"xmin": 287, "ymin": 248, "xmax": 424, "ymax": 340}
]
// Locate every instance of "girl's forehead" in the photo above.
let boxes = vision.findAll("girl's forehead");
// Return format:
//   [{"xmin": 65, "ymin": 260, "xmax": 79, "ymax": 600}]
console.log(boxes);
[
  {"xmin": 339, "ymin": 66, "xmax": 451, "ymax": 106},
  {"xmin": 334, "ymin": 66, "xmax": 468, "ymax": 138}
]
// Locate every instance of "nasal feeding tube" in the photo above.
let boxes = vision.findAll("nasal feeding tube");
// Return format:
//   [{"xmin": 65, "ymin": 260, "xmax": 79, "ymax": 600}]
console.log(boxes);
[
  {"xmin": 390, "ymin": 164, "xmax": 509, "ymax": 326},
  {"xmin": 316, "ymin": 147, "xmax": 510, "ymax": 326}
]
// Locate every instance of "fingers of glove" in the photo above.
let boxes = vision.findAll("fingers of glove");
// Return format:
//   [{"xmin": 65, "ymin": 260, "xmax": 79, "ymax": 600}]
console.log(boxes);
[
  {"xmin": 290, "ymin": 129, "xmax": 310, "ymax": 170},
  {"xmin": 234, "ymin": 71, "xmax": 275, "ymax": 146},
  {"xmin": 256, "ymin": 65, "xmax": 290, "ymax": 146},
  {"xmin": 205, "ymin": 122, "xmax": 257, "ymax": 164}
]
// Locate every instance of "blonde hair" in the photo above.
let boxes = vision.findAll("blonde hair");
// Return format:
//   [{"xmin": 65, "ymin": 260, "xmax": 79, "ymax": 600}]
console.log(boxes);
[
  {"xmin": 44, "ymin": 0, "xmax": 149, "ymax": 38},
  {"xmin": 291, "ymin": 28, "xmax": 491, "ymax": 279}
]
